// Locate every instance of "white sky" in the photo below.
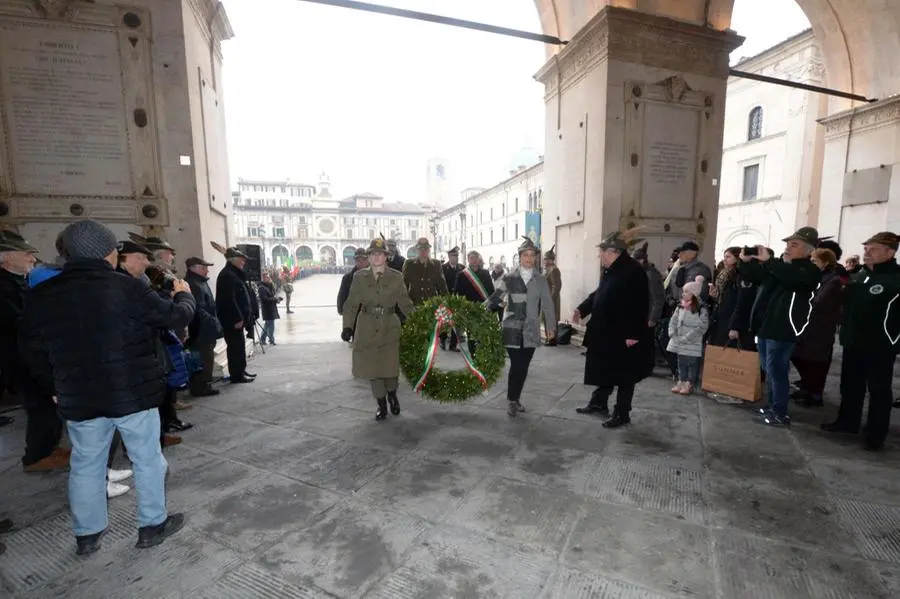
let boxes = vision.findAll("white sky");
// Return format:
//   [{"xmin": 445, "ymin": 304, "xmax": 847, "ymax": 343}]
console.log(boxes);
[{"xmin": 220, "ymin": 0, "xmax": 810, "ymax": 203}]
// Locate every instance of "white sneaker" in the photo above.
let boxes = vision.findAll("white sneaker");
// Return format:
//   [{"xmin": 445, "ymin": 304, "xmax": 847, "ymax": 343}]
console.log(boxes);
[
  {"xmin": 108, "ymin": 468, "xmax": 133, "ymax": 483},
  {"xmin": 107, "ymin": 481, "xmax": 130, "ymax": 498}
]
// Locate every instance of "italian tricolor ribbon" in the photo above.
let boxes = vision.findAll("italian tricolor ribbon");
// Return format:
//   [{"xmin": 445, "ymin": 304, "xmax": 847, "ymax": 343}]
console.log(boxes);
[
  {"xmin": 414, "ymin": 304, "xmax": 489, "ymax": 392},
  {"xmin": 460, "ymin": 267, "xmax": 488, "ymax": 301}
]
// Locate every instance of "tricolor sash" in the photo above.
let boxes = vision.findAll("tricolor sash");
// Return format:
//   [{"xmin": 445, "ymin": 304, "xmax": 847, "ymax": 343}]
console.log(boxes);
[{"xmin": 461, "ymin": 267, "xmax": 489, "ymax": 301}]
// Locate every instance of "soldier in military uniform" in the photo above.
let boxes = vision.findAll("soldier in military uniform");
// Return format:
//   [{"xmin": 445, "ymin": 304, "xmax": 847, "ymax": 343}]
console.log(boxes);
[
  {"xmin": 822, "ymin": 231, "xmax": 900, "ymax": 451},
  {"xmin": 402, "ymin": 237, "xmax": 448, "ymax": 305},
  {"xmin": 542, "ymin": 245, "xmax": 562, "ymax": 346},
  {"xmin": 341, "ymin": 238, "xmax": 415, "ymax": 421},
  {"xmin": 385, "ymin": 237, "xmax": 406, "ymax": 272},
  {"xmin": 440, "ymin": 246, "xmax": 465, "ymax": 350}
]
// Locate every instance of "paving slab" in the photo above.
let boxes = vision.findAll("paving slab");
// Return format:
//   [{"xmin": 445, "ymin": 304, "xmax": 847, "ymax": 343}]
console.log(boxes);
[{"xmin": 2, "ymin": 274, "xmax": 900, "ymax": 599}]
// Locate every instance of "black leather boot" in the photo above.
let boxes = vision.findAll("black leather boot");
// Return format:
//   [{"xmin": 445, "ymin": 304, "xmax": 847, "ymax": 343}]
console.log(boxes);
[
  {"xmin": 387, "ymin": 391, "xmax": 400, "ymax": 416},
  {"xmin": 375, "ymin": 398, "xmax": 388, "ymax": 421},
  {"xmin": 602, "ymin": 411, "xmax": 631, "ymax": 429}
]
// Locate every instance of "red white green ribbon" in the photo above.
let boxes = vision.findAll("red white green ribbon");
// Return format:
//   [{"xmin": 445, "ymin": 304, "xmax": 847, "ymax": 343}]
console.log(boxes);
[
  {"xmin": 460, "ymin": 267, "xmax": 489, "ymax": 301},
  {"xmin": 414, "ymin": 304, "xmax": 488, "ymax": 392},
  {"xmin": 457, "ymin": 339, "xmax": 487, "ymax": 388}
]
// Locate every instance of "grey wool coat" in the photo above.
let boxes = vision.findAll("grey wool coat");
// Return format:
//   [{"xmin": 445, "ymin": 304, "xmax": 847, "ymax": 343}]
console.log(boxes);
[
  {"xmin": 342, "ymin": 267, "xmax": 415, "ymax": 379},
  {"xmin": 486, "ymin": 268, "xmax": 557, "ymax": 348}
]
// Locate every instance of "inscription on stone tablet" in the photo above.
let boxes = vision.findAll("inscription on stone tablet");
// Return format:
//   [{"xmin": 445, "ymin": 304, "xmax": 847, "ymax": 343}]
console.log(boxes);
[
  {"xmin": 0, "ymin": 20, "xmax": 131, "ymax": 196},
  {"xmin": 640, "ymin": 103, "xmax": 699, "ymax": 219}
]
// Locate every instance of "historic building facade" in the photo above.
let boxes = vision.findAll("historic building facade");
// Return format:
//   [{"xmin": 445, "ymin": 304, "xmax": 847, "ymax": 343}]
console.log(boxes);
[
  {"xmin": 232, "ymin": 175, "xmax": 429, "ymax": 266},
  {"xmin": 715, "ymin": 29, "xmax": 827, "ymax": 258},
  {"xmin": 434, "ymin": 160, "xmax": 544, "ymax": 269}
]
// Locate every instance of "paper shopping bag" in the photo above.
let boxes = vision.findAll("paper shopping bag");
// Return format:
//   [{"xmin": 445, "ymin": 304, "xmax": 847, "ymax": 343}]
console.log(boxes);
[{"xmin": 701, "ymin": 344, "xmax": 762, "ymax": 402}]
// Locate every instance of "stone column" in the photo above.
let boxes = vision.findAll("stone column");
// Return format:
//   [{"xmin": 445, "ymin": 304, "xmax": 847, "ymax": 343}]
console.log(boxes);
[
  {"xmin": 535, "ymin": 7, "xmax": 742, "ymax": 316},
  {"xmin": 0, "ymin": 0, "xmax": 233, "ymax": 272},
  {"xmin": 817, "ymin": 97, "xmax": 900, "ymax": 255}
]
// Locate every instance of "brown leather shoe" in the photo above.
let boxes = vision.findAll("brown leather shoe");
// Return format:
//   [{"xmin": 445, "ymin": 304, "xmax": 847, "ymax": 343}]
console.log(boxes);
[
  {"xmin": 23, "ymin": 453, "xmax": 69, "ymax": 473},
  {"xmin": 52, "ymin": 447, "xmax": 72, "ymax": 458},
  {"xmin": 173, "ymin": 400, "xmax": 193, "ymax": 411},
  {"xmin": 162, "ymin": 434, "xmax": 182, "ymax": 447}
]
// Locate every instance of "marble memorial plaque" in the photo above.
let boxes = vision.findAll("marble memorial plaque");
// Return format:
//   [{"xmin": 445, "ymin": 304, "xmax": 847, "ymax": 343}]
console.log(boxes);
[
  {"xmin": 0, "ymin": 19, "xmax": 132, "ymax": 197},
  {"xmin": 640, "ymin": 103, "xmax": 699, "ymax": 219}
]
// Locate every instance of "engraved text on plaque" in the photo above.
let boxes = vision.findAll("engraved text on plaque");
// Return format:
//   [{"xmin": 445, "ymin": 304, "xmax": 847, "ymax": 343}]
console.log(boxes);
[
  {"xmin": 640, "ymin": 103, "xmax": 699, "ymax": 219},
  {"xmin": 0, "ymin": 20, "xmax": 132, "ymax": 197}
]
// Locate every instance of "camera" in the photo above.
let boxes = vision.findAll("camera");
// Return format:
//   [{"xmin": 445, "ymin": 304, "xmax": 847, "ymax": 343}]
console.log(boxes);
[
  {"xmin": 159, "ymin": 274, "xmax": 176, "ymax": 292},
  {"xmin": 743, "ymin": 246, "xmax": 759, "ymax": 257},
  {"xmin": 146, "ymin": 265, "xmax": 176, "ymax": 292}
]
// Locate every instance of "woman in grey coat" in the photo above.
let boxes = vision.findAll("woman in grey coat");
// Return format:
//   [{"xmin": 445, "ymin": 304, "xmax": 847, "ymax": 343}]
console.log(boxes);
[{"xmin": 486, "ymin": 237, "xmax": 557, "ymax": 417}]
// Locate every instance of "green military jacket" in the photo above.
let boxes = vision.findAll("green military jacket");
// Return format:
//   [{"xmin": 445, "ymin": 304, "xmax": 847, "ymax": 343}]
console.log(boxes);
[
  {"xmin": 402, "ymin": 258, "xmax": 448, "ymax": 304},
  {"xmin": 840, "ymin": 259, "xmax": 900, "ymax": 353},
  {"xmin": 342, "ymin": 267, "xmax": 414, "ymax": 379},
  {"xmin": 737, "ymin": 256, "xmax": 821, "ymax": 342}
]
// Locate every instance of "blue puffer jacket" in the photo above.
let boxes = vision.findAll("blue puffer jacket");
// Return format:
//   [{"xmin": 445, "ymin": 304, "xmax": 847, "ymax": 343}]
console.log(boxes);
[{"xmin": 27, "ymin": 264, "xmax": 63, "ymax": 287}]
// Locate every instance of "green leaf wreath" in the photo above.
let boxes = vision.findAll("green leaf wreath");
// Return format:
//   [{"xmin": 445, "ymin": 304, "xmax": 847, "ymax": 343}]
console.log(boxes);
[{"xmin": 400, "ymin": 294, "xmax": 505, "ymax": 403}]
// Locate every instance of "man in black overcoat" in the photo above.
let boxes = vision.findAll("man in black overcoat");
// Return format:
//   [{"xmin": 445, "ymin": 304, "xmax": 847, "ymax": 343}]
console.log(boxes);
[
  {"xmin": 215, "ymin": 247, "xmax": 255, "ymax": 383},
  {"xmin": 185, "ymin": 256, "xmax": 222, "ymax": 397},
  {"xmin": 572, "ymin": 229, "xmax": 650, "ymax": 428}
]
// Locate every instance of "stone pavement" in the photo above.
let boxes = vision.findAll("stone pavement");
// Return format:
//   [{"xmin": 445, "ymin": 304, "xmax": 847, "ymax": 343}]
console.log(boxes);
[{"xmin": 1, "ymin": 274, "xmax": 900, "ymax": 598}]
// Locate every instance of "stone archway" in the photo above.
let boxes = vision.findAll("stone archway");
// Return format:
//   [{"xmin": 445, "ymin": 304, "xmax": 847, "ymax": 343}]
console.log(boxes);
[
  {"xmin": 271, "ymin": 245, "xmax": 289, "ymax": 267},
  {"xmin": 296, "ymin": 245, "xmax": 313, "ymax": 263},
  {"xmin": 320, "ymin": 245, "xmax": 336, "ymax": 265},
  {"xmin": 533, "ymin": 0, "xmax": 897, "ymax": 103},
  {"xmin": 342, "ymin": 245, "xmax": 357, "ymax": 266}
]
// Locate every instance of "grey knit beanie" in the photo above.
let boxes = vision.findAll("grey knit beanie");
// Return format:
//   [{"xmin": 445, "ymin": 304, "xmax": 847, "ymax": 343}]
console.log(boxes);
[{"xmin": 61, "ymin": 219, "xmax": 119, "ymax": 260}]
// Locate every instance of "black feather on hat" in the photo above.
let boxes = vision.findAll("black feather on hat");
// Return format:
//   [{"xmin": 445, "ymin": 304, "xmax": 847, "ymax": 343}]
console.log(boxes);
[
  {"xmin": 518, "ymin": 236, "xmax": 539, "ymax": 255},
  {"xmin": 598, "ymin": 226, "xmax": 643, "ymax": 251},
  {"xmin": 544, "ymin": 244, "xmax": 556, "ymax": 261}
]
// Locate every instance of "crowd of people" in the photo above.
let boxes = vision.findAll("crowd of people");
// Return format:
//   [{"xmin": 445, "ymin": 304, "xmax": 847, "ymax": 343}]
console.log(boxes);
[
  {"xmin": 0, "ymin": 220, "xmax": 277, "ymax": 556},
  {"xmin": 1, "ymin": 218, "xmax": 898, "ymax": 559},
  {"xmin": 645, "ymin": 227, "xmax": 900, "ymax": 450}
]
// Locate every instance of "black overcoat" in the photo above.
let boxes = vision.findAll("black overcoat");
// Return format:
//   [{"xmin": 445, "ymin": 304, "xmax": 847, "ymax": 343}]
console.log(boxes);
[{"xmin": 578, "ymin": 253, "xmax": 650, "ymax": 387}]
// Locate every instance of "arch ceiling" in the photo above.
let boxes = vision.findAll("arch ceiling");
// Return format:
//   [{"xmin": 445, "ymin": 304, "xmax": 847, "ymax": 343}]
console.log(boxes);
[{"xmin": 534, "ymin": 0, "xmax": 900, "ymax": 101}]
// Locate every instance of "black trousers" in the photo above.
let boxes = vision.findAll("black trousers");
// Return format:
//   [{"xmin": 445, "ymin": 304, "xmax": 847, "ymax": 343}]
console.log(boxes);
[
  {"xmin": 589, "ymin": 383, "xmax": 636, "ymax": 417},
  {"xmin": 791, "ymin": 356, "xmax": 831, "ymax": 396},
  {"xmin": 159, "ymin": 387, "xmax": 177, "ymax": 429},
  {"xmin": 223, "ymin": 328, "xmax": 247, "ymax": 379},
  {"xmin": 440, "ymin": 330, "xmax": 459, "ymax": 349},
  {"xmin": 506, "ymin": 347, "xmax": 535, "ymax": 402},
  {"xmin": 22, "ymin": 393, "xmax": 63, "ymax": 466},
  {"xmin": 837, "ymin": 348, "xmax": 895, "ymax": 443},
  {"xmin": 189, "ymin": 344, "xmax": 216, "ymax": 395}
]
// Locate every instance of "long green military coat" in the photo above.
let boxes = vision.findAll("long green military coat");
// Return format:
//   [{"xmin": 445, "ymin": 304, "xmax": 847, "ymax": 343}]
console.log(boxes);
[{"xmin": 342, "ymin": 267, "xmax": 415, "ymax": 379}]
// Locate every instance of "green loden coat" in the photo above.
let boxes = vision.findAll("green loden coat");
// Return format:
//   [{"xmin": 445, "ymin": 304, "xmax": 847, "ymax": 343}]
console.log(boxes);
[{"xmin": 342, "ymin": 267, "xmax": 415, "ymax": 379}]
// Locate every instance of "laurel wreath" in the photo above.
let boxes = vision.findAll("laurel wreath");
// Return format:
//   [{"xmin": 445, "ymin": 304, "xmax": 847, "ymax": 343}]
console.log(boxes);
[{"xmin": 400, "ymin": 294, "xmax": 505, "ymax": 403}]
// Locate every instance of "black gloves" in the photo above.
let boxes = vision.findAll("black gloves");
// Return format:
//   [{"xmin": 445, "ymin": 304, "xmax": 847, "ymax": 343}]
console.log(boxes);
[{"xmin": 341, "ymin": 328, "xmax": 353, "ymax": 342}]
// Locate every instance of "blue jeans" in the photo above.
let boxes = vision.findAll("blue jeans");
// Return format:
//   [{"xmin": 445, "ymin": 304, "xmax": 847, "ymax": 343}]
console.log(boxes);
[
  {"xmin": 758, "ymin": 338, "xmax": 796, "ymax": 418},
  {"xmin": 677, "ymin": 355, "xmax": 701, "ymax": 385},
  {"xmin": 261, "ymin": 320, "xmax": 275, "ymax": 344},
  {"xmin": 66, "ymin": 408, "xmax": 168, "ymax": 537}
]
